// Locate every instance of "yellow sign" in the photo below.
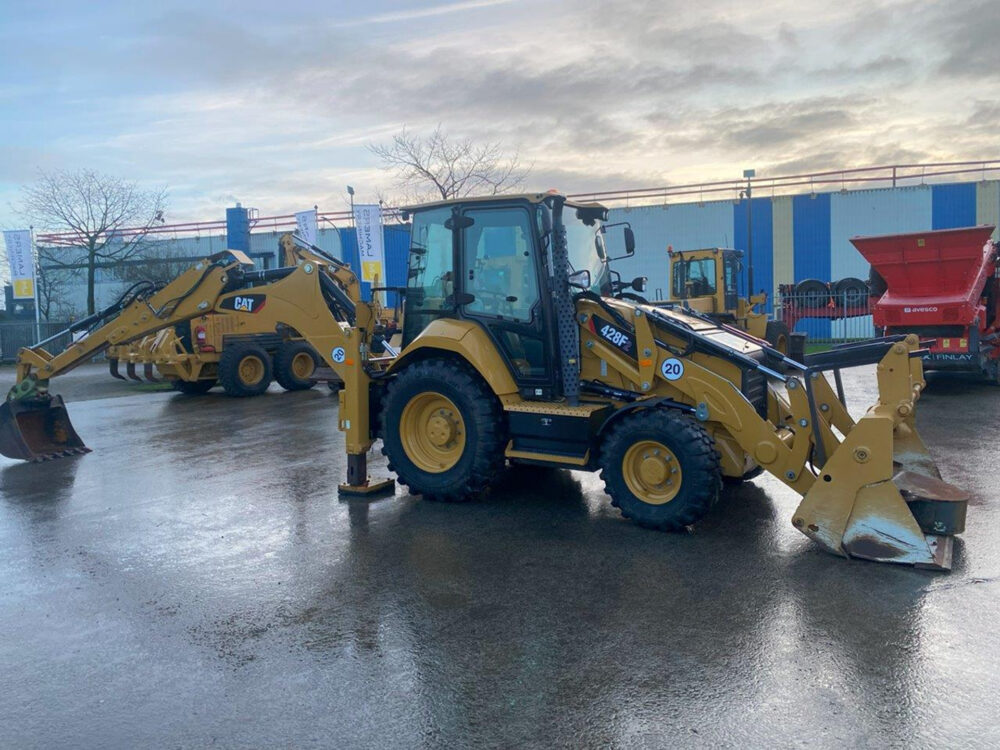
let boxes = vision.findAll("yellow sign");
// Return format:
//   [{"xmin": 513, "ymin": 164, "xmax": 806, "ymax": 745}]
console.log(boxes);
[
  {"xmin": 12, "ymin": 278, "xmax": 34, "ymax": 299},
  {"xmin": 362, "ymin": 261, "xmax": 384, "ymax": 285}
]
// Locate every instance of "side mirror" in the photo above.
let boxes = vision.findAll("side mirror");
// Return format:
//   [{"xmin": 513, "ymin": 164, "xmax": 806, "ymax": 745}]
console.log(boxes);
[
  {"xmin": 567, "ymin": 269, "xmax": 592, "ymax": 290},
  {"xmin": 623, "ymin": 227, "xmax": 636, "ymax": 256},
  {"xmin": 632, "ymin": 276, "xmax": 647, "ymax": 293}
]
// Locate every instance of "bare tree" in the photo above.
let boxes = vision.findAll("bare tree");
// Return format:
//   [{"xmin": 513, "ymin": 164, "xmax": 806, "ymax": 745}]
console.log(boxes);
[
  {"xmin": 368, "ymin": 126, "xmax": 530, "ymax": 203},
  {"xmin": 20, "ymin": 170, "xmax": 167, "ymax": 314}
]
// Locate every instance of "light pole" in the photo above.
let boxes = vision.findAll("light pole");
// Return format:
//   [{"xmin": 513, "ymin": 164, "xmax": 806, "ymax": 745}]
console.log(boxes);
[
  {"xmin": 347, "ymin": 185, "xmax": 355, "ymax": 224},
  {"xmin": 742, "ymin": 168, "xmax": 755, "ymax": 297}
]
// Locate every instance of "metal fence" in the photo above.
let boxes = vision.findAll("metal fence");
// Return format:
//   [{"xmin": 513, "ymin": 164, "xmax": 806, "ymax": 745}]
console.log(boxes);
[
  {"xmin": 775, "ymin": 290, "xmax": 874, "ymax": 346},
  {"xmin": 0, "ymin": 321, "xmax": 73, "ymax": 363}
]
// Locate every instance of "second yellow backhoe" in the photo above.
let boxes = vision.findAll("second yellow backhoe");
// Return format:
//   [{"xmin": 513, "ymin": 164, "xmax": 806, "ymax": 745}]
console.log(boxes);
[{"xmin": 0, "ymin": 196, "xmax": 971, "ymax": 570}]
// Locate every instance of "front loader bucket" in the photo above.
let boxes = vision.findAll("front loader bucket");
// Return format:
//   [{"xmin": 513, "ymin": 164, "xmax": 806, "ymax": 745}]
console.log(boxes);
[
  {"xmin": 0, "ymin": 396, "xmax": 90, "ymax": 462},
  {"xmin": 791, "ymin": 337, "xmax": 968, "ymax": 570},
  {"xmin": 793, "ymin": 416, "xmax": 967, "ymax": 570}
]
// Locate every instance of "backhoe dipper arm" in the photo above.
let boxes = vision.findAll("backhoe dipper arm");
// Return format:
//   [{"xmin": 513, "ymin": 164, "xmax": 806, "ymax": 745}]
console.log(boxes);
[{"xmin": 10, "ymin": 251, "xmax": 252, "ymax": 397}]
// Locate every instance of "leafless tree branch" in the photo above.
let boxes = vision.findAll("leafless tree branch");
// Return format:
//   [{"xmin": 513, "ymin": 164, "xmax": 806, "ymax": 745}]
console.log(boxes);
[
  {"xmin": 367, "ymin": 126, "xmax": 531, "ymax": 204},
  {"xmin": 20, "ymin": 169, "xmax": 167, "ymax": 314}
]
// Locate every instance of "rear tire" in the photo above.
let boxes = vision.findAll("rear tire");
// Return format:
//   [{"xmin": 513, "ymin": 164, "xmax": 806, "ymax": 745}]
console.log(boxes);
[
  {"xmin": 600, "ymin": 409, "xmax": 721, "ymax": 531},
  {"xmin": 764, "ymin": 321, "xmax": 790, "ymax": 354},
  {"xmin": 274, "ymin": 341, "xmax": 318, "ymax": 391},
  {"xmin": 219, "ymin": 343, "xmax": 273, "ymax": 397},
  {"xmin": 172, "ymin": 379, "xmax": 216, "ymax": 395},
  {"xmin": 380, "ymin": 359, "xmax": 505, "ymax": 502}
]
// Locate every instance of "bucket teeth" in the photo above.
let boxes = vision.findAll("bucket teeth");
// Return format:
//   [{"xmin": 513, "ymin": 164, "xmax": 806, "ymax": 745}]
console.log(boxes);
[
  {"xmin": 109, "ymin": 358, "xmax": 126, "ymax": 380},
  {"xmin": 143, "ymin": 363, "xmax": 159, "ymax": 382}
]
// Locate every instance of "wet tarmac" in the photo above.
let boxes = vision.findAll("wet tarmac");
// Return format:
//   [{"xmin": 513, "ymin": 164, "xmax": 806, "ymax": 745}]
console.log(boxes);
[{"xmin": 1, "ymin": 364, "xmax": 998, "ymax": 748}]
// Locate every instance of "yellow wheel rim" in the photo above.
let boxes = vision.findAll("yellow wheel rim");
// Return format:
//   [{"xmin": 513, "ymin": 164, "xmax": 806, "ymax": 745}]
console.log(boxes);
[
  {"xmin": 622, "ymin": 440, "xmax": 682, "ymax": 505},
  {"xmin": 291, "ymin": 351, "xmax": 315, "ymax": 379},
  {"xmin": 238, "ymin": 355, "xmax": 266, "ymax": 386},
  {"xmin": 400, "ymin": 392, "xmax": 466, "ymax": 473}
]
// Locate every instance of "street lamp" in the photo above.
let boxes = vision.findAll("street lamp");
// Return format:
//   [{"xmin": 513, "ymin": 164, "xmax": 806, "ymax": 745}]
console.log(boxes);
[
  {"xmin": 741, "ymin": 169, "xmax": 756, "ymax": 297},
  {"xmin": 346, "ymin": 185, "xmax": 355, "ymax": 223}
]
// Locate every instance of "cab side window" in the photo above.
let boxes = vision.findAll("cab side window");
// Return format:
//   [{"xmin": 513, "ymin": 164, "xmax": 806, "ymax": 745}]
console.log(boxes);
[
  {"xmin": 403, "ymin": 207, "xmax": 453, "ymax": 345},
  {"xmin": 463, "ymin": 207, "xmax": 540, "ymax": 323}
]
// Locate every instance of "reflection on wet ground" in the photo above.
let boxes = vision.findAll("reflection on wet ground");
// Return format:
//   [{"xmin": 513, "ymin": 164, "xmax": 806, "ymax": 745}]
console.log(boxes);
[{"xmin": 1, "ymin": 365, "xmax": 998, "ymax": 747}]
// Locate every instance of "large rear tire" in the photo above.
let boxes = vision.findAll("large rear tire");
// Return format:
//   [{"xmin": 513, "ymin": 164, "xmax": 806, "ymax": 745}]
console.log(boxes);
[
  {"xmin": 219, "ymin": 343, "xmax": 273, "ymax": 397},
  {"xmin": 274, "ymin": 341, "xmax": 318, "ymax": 391},
  {"xmin": 600, "ymin": 409, "xmax": 721, "ymax": 531},
  {"xmin": 764, "ymin": 321, "xmax": 790, "ymax": 354},
  {"xmin": 380, "ymin": 359, "xmax": 505, "ymax": 502}
]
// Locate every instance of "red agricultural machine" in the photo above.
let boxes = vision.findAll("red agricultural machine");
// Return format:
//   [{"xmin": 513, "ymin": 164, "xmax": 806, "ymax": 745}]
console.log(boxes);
[{"xmin": 852, "ymin": 225, "xmax": 999, "ymax": 383}]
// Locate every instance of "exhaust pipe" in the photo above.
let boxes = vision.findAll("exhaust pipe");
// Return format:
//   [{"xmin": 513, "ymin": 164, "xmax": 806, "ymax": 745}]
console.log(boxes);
[{"xmin": 0, "ymin": 394, "xmax": 90, "ymax": 461}]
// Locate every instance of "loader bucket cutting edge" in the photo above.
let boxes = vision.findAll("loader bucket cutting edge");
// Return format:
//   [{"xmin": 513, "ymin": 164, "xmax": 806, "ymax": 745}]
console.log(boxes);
[{"xmin": 0, "ymin": 396, "xmax": 90, "ymax": 462}]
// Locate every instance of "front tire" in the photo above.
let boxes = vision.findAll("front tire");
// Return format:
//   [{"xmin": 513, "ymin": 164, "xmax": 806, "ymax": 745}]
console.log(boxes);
[
  {"xmin": 380, "ymin": 359, "xmax": 505, "ymax": 502},
  {"xmin": 274, "ymin": 341, "xmax": 318, "ymax": 391},
  {"xmin": 600, "ymin": 409, "xmax": 721, "ymax": 531},
  {"xmin": 219, "ymin": 342, "xmax": 273, "ymax": 397}
]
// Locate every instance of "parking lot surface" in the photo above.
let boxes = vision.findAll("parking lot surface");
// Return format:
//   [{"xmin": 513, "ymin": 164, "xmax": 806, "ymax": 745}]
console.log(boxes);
[{"xmin": 1, "ymin": 364, "xmax": 998, "ymax": 748}]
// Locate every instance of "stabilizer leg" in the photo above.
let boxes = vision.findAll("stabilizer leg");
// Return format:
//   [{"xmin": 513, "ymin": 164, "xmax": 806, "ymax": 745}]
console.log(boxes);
[{"xmin": 338, "ymin": 452, "xmax": 395, "ymax": 497}]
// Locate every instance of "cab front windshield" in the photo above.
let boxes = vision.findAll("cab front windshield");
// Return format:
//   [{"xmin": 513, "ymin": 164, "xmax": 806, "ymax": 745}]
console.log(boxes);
[{"xmin": 562, "ymin": 207, "xmax": 610, "ymax": 295}]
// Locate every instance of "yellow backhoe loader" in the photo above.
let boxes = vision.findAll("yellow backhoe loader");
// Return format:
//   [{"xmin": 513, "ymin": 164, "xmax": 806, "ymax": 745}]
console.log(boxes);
[
  {"xmin": 104, "ymin": 235, "xmax": 388, "ymax": 395},
  {"xmin": 1, "ymin": 196, "xmax": 970, "ymax": 570}
]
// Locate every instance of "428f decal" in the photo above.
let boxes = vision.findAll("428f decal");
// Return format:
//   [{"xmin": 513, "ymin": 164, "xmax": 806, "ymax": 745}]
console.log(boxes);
[{"xmin": 588, "ymin": 315, "xmax": 636, "ymax": 357}]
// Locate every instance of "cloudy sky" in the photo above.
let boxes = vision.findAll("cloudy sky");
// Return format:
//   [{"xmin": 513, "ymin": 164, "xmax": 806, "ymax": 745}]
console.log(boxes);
[{"xmin": 1, "ymin": 0, "xmax": 997, "ymax": 226}]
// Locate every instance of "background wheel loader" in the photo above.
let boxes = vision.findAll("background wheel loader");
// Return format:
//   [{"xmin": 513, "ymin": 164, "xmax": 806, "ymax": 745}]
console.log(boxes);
[
  {"xmin": 663, "ymin": 246, "xmax": 795, "ymax": 356},
  {"xmin": 1, "ymin": 197, "xmax": 971, "ymax": 570}
]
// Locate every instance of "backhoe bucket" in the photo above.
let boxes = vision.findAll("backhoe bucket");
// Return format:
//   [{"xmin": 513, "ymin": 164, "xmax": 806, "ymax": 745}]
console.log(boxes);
[{"xmin": 0, "ymin": 395, "xmax": 90, "ymax": 461}]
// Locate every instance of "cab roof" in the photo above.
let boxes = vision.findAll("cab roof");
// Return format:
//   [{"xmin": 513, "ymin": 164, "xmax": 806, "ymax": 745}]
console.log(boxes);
[{"xmin": 400, "ymin": 192, "xmax": 607, "ymax": 216}]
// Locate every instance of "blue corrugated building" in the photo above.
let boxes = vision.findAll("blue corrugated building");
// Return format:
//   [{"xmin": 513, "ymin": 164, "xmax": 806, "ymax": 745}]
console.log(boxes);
[{"xmin": 33, "ymin": 178, "xmax": 1000, "ymax": 331}]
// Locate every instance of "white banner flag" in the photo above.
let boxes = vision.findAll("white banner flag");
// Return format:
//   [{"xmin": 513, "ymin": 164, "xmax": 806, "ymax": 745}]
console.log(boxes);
[
  {"xmin": 3, "ymin": 229, "xmax": 35, "ymax": 299},
  {"xmin": 353, "ymin": 204, "xmax": 385, "ymax": 285},
  {"xmin": 295, "ymin": 209, "xmax": 318, "ymax": 247}
]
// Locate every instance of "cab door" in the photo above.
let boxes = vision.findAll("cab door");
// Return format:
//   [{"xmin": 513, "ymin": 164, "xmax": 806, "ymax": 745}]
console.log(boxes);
[{"xmin": 458, "ymin": 204, "xmax": 556, "ymax": 394}]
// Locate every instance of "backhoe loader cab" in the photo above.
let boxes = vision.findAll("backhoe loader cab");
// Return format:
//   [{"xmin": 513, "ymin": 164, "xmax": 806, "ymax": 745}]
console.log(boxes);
[{"xmin": 362, "ymin": 193, "xmax": 968, "ymax": 569}]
